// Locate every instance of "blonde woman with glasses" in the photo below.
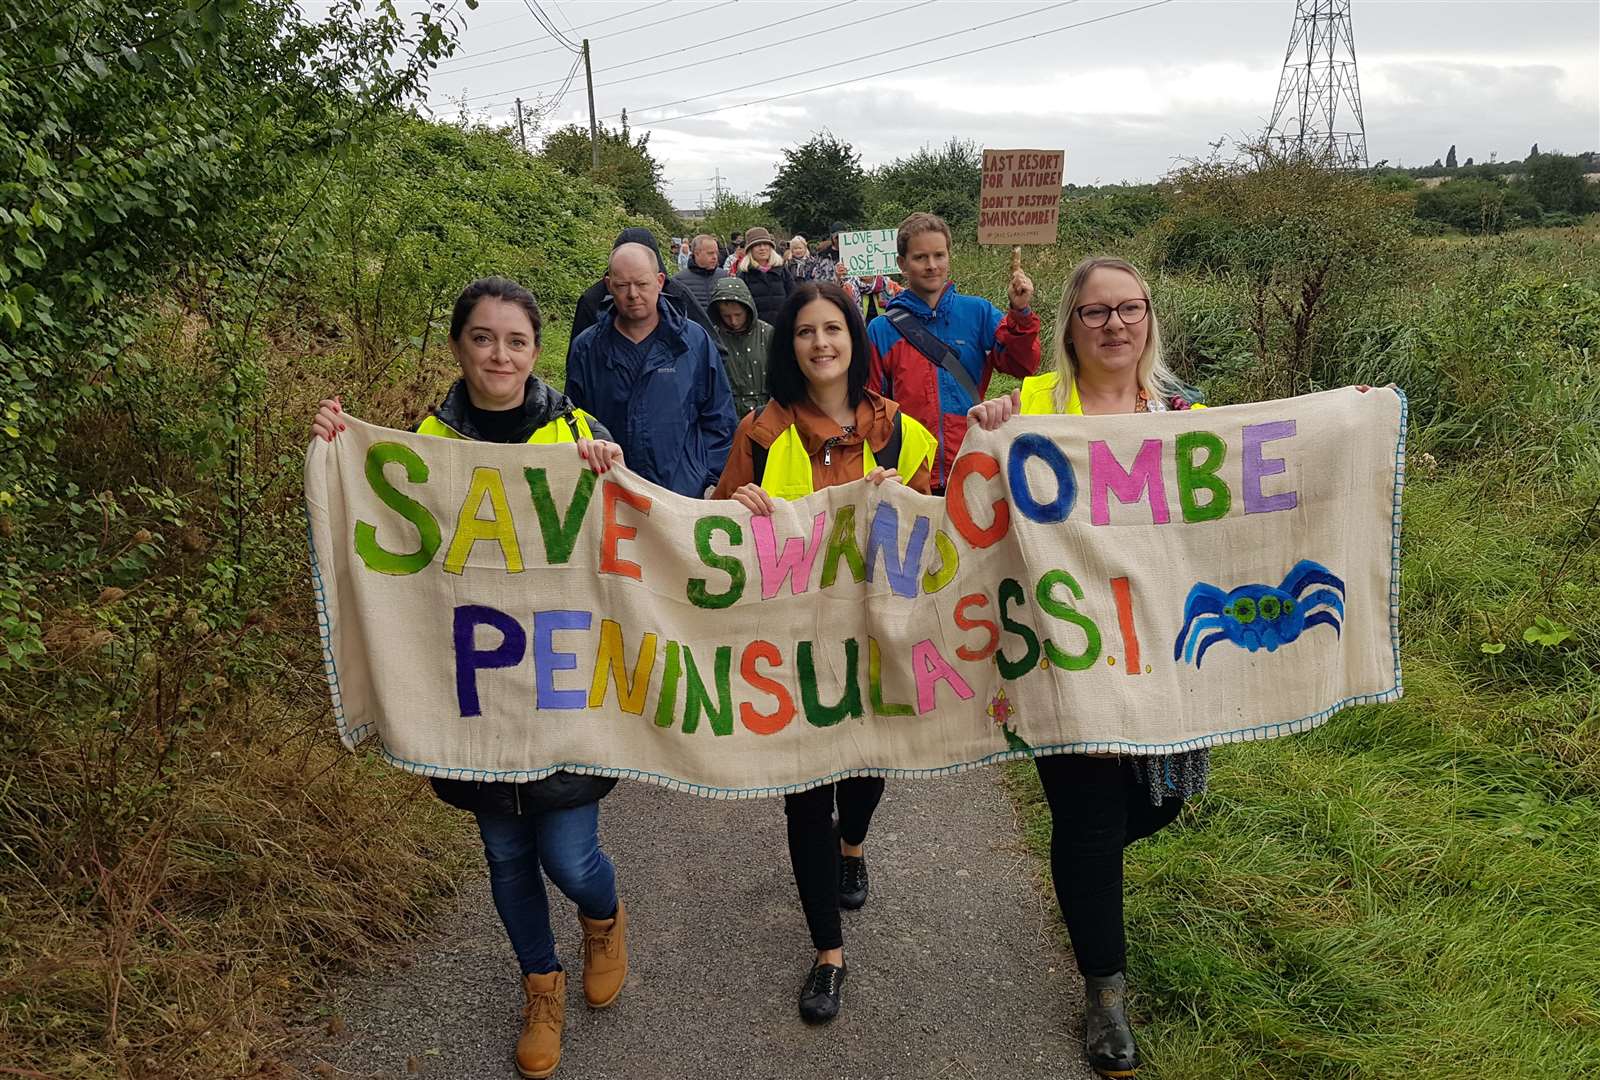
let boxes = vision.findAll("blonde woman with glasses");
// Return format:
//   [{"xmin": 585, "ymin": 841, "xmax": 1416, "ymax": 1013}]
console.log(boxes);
[
  {"xmin": 967, "ymin": 255, "xmax": 1204, "ymax": 1078},
  {"xmin": 970, "ymin": 255, "xmax": 1379, "ymax": 1077}
]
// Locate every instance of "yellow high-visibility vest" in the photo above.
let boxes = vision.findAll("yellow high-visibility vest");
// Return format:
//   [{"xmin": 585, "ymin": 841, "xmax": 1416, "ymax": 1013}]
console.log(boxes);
[
  {"xmin": 417, "ymin": 409, "xmax": 595, "ymax": 443},
  {"xmin": 757, "ymin": 412, "xmax": 938, "ymax": 502},
  {"xmin": 1018, "ymin": 371, "xmax": 1206, "ymax": 415}
]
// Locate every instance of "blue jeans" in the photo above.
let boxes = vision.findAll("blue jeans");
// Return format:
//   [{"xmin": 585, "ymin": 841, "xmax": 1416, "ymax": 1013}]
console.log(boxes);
[{"xmin": 475, "ymin": 801, "xmax": 617, "ymax": 976}]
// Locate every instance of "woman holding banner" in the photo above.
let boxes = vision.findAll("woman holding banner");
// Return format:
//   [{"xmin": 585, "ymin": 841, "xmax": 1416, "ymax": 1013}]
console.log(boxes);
[
  {"xmin": 713, "ymin": 281, "xmax": 937, "ymax": 1025},
  {"xmin": 966, "ymin": 256, "xmax": 1206, "ymax": 1079},
  {"xmin": 310, "ymin": 277, "xmax": 628, "ymax": 1080}
]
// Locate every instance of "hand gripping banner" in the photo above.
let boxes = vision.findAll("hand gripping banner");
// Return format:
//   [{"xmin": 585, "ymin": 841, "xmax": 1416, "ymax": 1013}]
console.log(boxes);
[{"xmin": 303, "ymin": 387, "xmax": 1406, "ymax": 798}]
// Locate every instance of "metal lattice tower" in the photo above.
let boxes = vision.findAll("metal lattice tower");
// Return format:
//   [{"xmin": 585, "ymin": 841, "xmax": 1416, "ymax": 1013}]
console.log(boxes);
[{"xmin": 1266, "ymin": 0, "xmax": 1369, "ymax": 169}]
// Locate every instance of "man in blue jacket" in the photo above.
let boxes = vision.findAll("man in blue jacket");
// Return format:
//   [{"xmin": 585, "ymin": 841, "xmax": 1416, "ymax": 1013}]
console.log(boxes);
[{"xmin": 565, "ymin": 243, "xmax": 737, "ymax": 498}]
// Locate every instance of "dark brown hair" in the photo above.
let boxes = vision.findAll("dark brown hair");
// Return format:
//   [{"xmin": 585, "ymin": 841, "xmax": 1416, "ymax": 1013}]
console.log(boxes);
[
  {"xmin": 448, "ymin": 277, "xmax": 542, "ymax": 346},
  {"xmin": 767, "ymin": 282, "xmax": 871, "ymax": 408}
]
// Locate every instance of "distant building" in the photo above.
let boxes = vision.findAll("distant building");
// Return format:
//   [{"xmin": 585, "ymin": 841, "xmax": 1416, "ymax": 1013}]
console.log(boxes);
[{"xmin": 675, "ymin": 206, "xmax": 707, "ymax": 223}]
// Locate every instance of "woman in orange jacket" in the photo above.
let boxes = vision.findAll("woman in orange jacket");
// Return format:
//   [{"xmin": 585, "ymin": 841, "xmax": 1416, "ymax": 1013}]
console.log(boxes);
[{"xmin": 713, "ymin": 280, "xmax": 936, "ymax": 1025}]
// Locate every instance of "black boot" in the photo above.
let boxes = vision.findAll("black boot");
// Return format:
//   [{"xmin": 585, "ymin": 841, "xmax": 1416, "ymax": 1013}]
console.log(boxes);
[
  {"xmin": 1083, "ymin": 972, "xmax": 1140, "ymax": 1077},
  {"xmin": 839, "ymin": 853, "xmax": 869, "ymax": 910},
  {"xmin": 798, "ymin": 960, "xmax": 847, "ymax": 1024}
]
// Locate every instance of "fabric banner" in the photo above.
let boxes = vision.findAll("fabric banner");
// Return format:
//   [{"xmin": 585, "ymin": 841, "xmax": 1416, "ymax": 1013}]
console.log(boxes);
[{"xmin": 304, "ymin": 387, "xmax": 1406, "ymax": 798}]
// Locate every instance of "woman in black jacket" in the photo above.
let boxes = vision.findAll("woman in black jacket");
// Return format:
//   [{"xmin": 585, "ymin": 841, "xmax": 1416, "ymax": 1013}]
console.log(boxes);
[
  {"xmin": 737, "ymin": 225, "xmax": 796, "ymax": 324},
  {"xmin": 312, "ymin": 277, "xmax": 627, "ymax": 1080}
]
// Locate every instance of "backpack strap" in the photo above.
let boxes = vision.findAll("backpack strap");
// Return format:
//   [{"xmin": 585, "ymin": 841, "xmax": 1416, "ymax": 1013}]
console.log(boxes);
[
  {"xmin": 885, "ymin": 306, "xmax": 981, "ymax": 406},
  {"xmin": 880, "ymin": 411, "xmax": 904, "ymax": 476},
  {"xmin": 747, "ymin": 405, "xmax": 768, "ymax": 485}
]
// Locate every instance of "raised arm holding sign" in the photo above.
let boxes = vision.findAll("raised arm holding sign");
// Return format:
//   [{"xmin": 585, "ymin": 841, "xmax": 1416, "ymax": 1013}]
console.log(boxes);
[{"xmin": 864, "ymin": 212, "xmax": 1041, "ymax": 493}]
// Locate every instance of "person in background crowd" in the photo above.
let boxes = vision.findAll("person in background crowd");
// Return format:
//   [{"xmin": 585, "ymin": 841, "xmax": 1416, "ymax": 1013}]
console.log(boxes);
[
  {"xmin": 723, "ymin": 231, "xmax": 745, "ymax": 271},
  {"xmin": 866, "ymin": 211, "xmax": 1039, "ymax": 493},
  {"xmin": 566, "ymin": 227, "xmax": 718, "ymax": 366},
  {"xmin": 673, "ymin": 238, "xmax": 691, "ymax": 272},
  {"xmin": 789, "ymin": 235, "xmax": 828, "ymax": 284},
  {"xmin": 311, "ymin": 277, "xmax": 629, "ymax": 1080},
  {"xmin": 964, "ymin": 255, "xmax": 1203, "ymax": 1079},
  {"xmin": 705, "ymin": 275, "xmax": 774, "ymax": 415},
  {"xmin": 566, "ymin": 243, "xmax": 736, "ymax": 497},
  {"xmin": 674, "ymin": 233, "xmax": 730, "ymax": 310},
  {"xmin": 713, "ymin": 281, "xmax": 935, "ymax": 1027},
  {"xmin": 810, "ymin": 221, "xmax": 846, "ymax": 265},
  {"xmin": 737, "ymin": 226, "xmax": 795, "ymax": 325}
]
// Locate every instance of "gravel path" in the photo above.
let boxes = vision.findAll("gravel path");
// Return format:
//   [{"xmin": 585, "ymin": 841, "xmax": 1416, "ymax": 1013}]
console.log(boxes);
[{"xmin": 294, "ymin": 769, "xmax": 1097, "ymax": 1079}]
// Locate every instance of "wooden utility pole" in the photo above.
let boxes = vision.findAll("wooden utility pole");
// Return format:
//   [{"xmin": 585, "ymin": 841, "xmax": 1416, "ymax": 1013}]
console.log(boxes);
[
  {"xmin": 583, "ymin": 38, "xmax": 599, "ymax": 170},
  {"xmin": 515, "ymin": 98, "xmax": 527, "ymax": 151}
]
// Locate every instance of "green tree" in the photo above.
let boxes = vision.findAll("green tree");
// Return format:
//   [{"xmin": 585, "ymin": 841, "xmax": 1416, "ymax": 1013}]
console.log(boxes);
[
  {"xmin": 1157, "ymin": 143, "xmax": 1412, "ymax": 396},
  {"xmin": 1523, "ymin": 152, "xmax": 1589, "ymax": 214},
  {"xmin": 866, "ymin": 139, "xmax": 983, "ymax": 231},
  {"xmin": 1415, "ymin": 178, "xmax": 1540, "ymax": 234},
  {"xmin": 764, "ymin": 131, "xmax": 866, "ymax": 238},
  {"xmin": 696, "ymin": 191, "xmax": 770, "ymax": 251},
  {"xmin": 541, "ymin": 116, "xmax": 680, "ymax": 234}
]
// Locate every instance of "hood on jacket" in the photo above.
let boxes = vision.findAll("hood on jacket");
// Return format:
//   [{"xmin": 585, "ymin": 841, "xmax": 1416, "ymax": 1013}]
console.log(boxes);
[
  {"xmin": 612, "ymin": 226, "xmax": 668, "ymax": 274},
  {"xmin": 708, "ymin": 276, "xmax": 759, "ymax": 335},
  {"xmin": 747, "ymin": 390, "xmax": 901, "ymax": 457},
  {"xmin": 591, "ymin": 292, "xmax": 692, "ymax": 354},
  {"xmin": 429, "ymin": 376, "xmax": 581, "ymax": 442}
]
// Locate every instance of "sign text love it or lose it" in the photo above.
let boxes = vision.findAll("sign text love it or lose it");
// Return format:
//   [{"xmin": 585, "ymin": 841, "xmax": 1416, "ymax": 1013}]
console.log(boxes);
[
  {"xmin": 304, "ymin": 389, "xmax": 1407, "ymax": 798},
  {"xmin": 837, "ymin": 228, "xmax": 899, "ymax": 276},
  {"xmin": 978, "ymin": 148, "xmax": 1065, "ymax": 246}
]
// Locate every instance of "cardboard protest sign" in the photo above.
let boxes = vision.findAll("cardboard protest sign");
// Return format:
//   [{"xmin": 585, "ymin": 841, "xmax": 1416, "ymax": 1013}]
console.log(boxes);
[
  {"xmin": 978, "ymin": 148, "xmax": 1065, "ymax": 246},
  {"xmin": 837, "ymin": 228, "xmax": 899, "ymax": 276},
  {"xmin": 304, "ymin": 388, "xmax": 1406, "ymax": 798}
]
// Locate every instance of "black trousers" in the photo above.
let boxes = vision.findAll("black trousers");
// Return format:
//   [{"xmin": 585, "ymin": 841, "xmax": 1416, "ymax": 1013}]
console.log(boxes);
[
  {"xmin": 1035, "ymin": 754, "xmax": 1184, "ymax": 978},
  {"xmin": 783, "ymin": 777, "xmax": 886, "ymax": 951}
]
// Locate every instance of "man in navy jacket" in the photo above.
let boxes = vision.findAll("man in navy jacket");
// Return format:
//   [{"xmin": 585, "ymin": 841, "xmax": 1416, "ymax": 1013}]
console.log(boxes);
[{"xmin": 565, "ymin": 243, "xmax": 737, "ymax": 498}]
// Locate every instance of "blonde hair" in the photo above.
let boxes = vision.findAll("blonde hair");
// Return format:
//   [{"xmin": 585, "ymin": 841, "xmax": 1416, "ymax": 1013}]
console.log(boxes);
[{"xmin": 1051, "ymin": 256, "xmax": 1179, "ymax": 412}]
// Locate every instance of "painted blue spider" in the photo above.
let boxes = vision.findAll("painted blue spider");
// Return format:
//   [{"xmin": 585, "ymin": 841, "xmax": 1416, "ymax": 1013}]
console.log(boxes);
[{"xmin": 1173, "ymin": 559, "xmax": 1345, "ymax": 669}]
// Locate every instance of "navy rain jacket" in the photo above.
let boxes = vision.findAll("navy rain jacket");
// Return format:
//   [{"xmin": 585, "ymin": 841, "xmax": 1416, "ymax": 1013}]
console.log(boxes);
[{"xmin": 564, "ymin": 295, "xmax": 737, "ymax": 497}]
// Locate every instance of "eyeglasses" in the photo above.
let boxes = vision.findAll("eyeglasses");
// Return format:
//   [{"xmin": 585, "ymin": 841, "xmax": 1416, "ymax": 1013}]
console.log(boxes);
[{"xmin": 1074, "ymin": 298, "xmax": 1150, "ymax": 328}]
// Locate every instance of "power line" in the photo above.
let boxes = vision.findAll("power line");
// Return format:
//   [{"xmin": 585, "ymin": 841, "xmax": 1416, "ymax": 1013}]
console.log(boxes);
[
  {"xmin": 522, "ymin": 0, "xmax": 582, "ymax": 54},
  {"xmin": 627, "ymin": 0, "xmax": 1179, "ymax": 128},
  {"xmin": 472, "ymin": 0, "xmax": 949, "ymax": 110},
  {"xmin": 437, "ymin": 0, "xmax": 671, "ymax": 72},
  {"xmin": 437, "ymin": 0, "xmax": 728, "ymax": 75},
  {"xmin": 544, "ymin": 49, "xmax": 587, "ymax": 115},
  {"xmin": 608, "ymin": 0, "xmax": 1088, "ymax": 123}
]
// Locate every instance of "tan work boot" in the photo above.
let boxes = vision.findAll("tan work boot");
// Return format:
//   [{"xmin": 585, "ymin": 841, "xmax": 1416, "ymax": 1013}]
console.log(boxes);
[
  {"xmin": 515, "ymin": 969, "xmax": 564, "ymax": 1079},
  {"xmin": 578, "ymin": 899, "xmax": 628, "ymax": 1008}
]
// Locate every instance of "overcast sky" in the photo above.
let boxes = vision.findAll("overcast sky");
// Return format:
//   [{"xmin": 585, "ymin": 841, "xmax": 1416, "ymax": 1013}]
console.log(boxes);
[{"xmin": 417, "ymin": 0, "xmax": 1600, "ymax": 211}]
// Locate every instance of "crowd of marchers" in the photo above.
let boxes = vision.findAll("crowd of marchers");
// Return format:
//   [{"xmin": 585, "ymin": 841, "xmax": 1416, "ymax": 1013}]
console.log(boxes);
[{"xmin": 310, "ymin": 208, "xmax": 1383, "ymax": 1080}]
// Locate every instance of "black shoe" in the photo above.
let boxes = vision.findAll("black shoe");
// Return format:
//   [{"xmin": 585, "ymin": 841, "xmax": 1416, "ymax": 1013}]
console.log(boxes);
[
  {"xmin": 1083, "ymin": 972, "xmax": 1141, "ymax": 1077},
  {"xmin": 798, "ymin": 961, "xmax": 847, "ymax": 1024},
  {"xmin": 839, "ymin": 854, "xmax": 869, "ymax": 911}
]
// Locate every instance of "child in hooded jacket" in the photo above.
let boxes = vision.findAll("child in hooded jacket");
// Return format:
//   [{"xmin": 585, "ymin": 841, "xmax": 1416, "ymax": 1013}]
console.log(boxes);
[{"xmin": 707, "ymin": 275, "xmax": 775, "ymax": 416}]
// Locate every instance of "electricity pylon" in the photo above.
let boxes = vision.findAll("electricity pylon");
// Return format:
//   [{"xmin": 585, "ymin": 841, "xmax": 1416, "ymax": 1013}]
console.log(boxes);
[{"xmin": 1266, "ymin": 0, "xmax": 1369, "ymax": 169}]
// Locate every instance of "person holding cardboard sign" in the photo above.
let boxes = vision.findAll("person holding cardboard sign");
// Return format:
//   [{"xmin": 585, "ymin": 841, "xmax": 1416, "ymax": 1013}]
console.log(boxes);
[{"xmin": 866, "ymin": 212, "xmax": 1041, "ymax": 492}]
